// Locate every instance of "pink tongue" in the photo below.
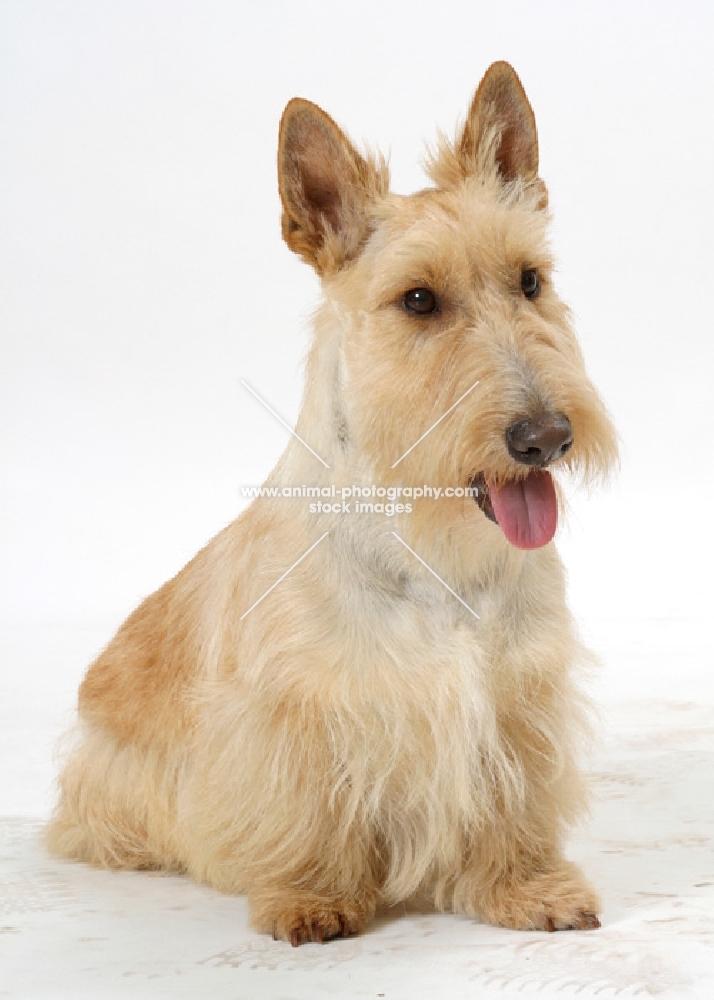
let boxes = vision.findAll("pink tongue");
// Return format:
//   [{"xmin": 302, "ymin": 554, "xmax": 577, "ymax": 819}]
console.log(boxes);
[{"xmin": 487, "ymin": 471, "xmax": 558, "ymax": 549}]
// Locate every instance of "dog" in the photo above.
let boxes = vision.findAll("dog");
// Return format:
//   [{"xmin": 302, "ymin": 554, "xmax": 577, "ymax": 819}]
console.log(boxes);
[{"xmin": 46, "ymin": 61, "xmax": 617, "ymax": 945}]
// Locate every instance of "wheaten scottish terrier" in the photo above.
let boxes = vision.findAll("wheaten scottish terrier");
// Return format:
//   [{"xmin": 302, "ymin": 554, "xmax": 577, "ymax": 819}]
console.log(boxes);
[{"xmin": 47, "ymin": 61, "xmax": 617, "ymax": 945}]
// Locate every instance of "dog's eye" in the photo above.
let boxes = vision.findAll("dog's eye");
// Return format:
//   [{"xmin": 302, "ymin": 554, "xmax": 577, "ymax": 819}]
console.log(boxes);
[
  {"xmin": 521, "ymin": 268, "xmax": 540, "ymax": 299},
  {"xmin": 403, "ymin": 287, "xmax": 438, "ymax": 315}
]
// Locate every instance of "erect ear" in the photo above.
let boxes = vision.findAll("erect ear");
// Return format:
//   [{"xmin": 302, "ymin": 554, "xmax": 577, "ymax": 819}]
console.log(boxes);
[
  {"xmin": 427, "ymin": 62, "xmax": 546, "ymax": 202},
  {"xmin": 278, "ymin": 98, "xmax": 388, "ymax": 275},
  {"xmin": 460, "ymin": 61, "xmax": 539, "ymax": 184}
]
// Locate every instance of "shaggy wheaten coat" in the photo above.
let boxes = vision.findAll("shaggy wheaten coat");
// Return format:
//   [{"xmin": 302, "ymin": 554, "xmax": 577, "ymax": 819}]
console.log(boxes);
[{"xmin": 47, "ymin": 61, "xmax": 617, "ymax": 945}]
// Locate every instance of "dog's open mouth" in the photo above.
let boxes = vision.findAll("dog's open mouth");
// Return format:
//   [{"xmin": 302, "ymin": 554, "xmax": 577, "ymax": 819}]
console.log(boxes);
[{"xmin": 469, "ymin": 471, "xmax": 558, "ymax": 550}]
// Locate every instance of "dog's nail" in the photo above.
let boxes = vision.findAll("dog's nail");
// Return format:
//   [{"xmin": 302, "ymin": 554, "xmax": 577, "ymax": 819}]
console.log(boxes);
[
  {"xmin": 544, "ymin": 916, "xmax": 556, "ymax": 933},
  {"xmin": 289, "ymin": 928, "xmax": 301, "ymax": 947}
]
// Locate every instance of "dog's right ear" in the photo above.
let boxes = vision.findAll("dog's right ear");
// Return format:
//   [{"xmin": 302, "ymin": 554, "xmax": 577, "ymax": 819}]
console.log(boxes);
[{"xmin": 278, "ymin": 99, "xmax": 389, "ymax": 276}]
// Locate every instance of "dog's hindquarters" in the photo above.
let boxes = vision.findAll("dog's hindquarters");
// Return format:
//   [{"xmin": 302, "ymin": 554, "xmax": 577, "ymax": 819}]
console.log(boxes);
[
  {"xmin": 45, "ymin": 560, "xmax": 213, "ymax": 872},
  {"xmin": 45, "ymin": 722, "xmax": 189, "ymax": 872}
]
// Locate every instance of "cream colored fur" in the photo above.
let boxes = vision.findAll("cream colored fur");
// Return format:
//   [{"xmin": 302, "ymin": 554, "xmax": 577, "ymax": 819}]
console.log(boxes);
[{"xmin": 47, "ymin": 62, "xmax": 617, "ymax": 945}]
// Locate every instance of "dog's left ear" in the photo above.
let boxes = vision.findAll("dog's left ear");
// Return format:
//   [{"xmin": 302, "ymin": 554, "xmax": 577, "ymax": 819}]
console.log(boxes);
[
  {"xmin": 429, "ymin": 62, "xmax": 547, "ymax": 205},
  {"xmin": 278, "ymin": 99, "xmax": 389, "ymax": 275},
  {"xmin": 460, "ymin": 61, "xmax": 539, "ymax": 184}
]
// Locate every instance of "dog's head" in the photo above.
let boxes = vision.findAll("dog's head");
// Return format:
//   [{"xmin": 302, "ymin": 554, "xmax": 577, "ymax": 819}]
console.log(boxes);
[{"xmin": 278, "ymin": 62, "xmax": 617, "ymax": 550}]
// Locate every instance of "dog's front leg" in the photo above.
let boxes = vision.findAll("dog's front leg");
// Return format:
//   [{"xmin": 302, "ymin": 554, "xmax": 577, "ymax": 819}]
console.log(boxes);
[
  {"xmin": 453, "ymin": 847, "xmax": 601, "ymax": 932},
  {"xmin": 246, "ymin": 810, "xmax": 380, "ymax": 945},
  {"xmin": 449, "ymin": 684, "xmax": 601, "ymax": 932},
  {"xmin": 249, "ymin": 882, "xmax": 378, "ymax": 947},
  {"xmin": 449, "ymin": 790, "xmax": 601, "ymax": 931},
  {"xmin": 192, "ymin": 710, "xmax": 380, "ymax": 945}
]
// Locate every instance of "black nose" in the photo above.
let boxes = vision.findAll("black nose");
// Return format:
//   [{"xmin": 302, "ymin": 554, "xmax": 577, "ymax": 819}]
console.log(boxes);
[{"xmin": 506, "ymin": 413, "xmax": 573, "ymax": 467}]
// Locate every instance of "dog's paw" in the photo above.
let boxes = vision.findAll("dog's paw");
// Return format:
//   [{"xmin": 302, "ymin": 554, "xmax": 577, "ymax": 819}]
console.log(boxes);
[
  {"xmin": 273, "ymin": 906, "xmax": 358, "ymax": 947},
  {"xmin": 474, "ymin": 860, "xmax": 601, "ymax": 933},
  {"xmin": 250, "ymin": 889, "xmax": 372, "ymax": 946},
  {"xmin": 530, "ymin": 907, "xmax": 601, "ymax": 932}
]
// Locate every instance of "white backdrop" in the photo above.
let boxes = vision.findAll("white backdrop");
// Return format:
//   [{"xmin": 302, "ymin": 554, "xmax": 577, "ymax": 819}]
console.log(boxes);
[
  {"xmin": 2, "ymin": 1, "xmax": 713, "ymax": 642},
  {"xmin": 3, "ymin": 6, "xmax": 714, "ymax": 997}
]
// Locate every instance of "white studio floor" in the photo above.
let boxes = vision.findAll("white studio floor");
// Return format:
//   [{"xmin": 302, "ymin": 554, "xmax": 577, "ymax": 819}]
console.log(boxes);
[{"xmin": 2, "ymin": 617, "xmax": 713, "ymax": 1000}]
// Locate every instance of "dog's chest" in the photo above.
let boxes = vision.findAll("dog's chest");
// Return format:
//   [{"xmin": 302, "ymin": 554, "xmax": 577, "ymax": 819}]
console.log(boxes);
[{"xmin": 335, "ymin": 544, "xmax": 505, "ymax": 680}]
